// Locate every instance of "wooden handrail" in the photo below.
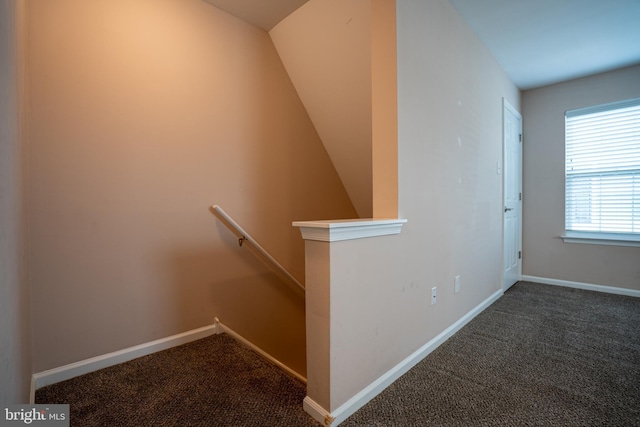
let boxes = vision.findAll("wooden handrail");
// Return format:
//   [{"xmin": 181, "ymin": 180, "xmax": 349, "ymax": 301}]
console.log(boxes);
[{"xmin": 209, "ymin": 205, "xmax": 305, "ymax": 298}]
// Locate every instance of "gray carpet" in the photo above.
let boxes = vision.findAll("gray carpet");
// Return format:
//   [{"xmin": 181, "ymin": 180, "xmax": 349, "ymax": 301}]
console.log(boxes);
[
  {"xmin": 343, "ymin": 281, "xmax": 640, "ymax": 426},
  {"xmin": 36, "ymin": 333, "xmax": 322, "ymax": 426},
  {"xmin": 36, "ymin": 282, "xmax": 640, "ymax": 426}
]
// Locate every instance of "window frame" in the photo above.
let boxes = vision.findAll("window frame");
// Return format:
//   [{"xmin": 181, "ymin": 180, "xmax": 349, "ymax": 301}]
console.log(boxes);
[{"xmin": 561, "ymin": 97, "xmax": 640, "ymax": 248}]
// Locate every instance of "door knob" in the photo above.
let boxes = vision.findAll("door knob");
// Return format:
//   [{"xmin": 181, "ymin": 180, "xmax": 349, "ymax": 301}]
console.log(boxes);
[{"xmin": 504, "ymin": 207, "xmax": 513, "ymax": 212}]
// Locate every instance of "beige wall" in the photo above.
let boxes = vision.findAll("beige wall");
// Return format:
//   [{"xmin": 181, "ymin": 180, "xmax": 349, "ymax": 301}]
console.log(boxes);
[
  {"xmin": 301, "ymin": 0, "xmax": 520, "ymax": 410},
  {"xmin": 27, "ymin": 0, "xmax": 356, "ymax": 375},
  {"xmin": 371, "ymin": 0, "xmax": 398, "ymax": 218},
  {"xmin": 522, "ymin": 65, "xmax": 640, "ymax": 290},
  {"xmin": 329, "ymin": 234, "xmax": 404, "ymax": 409},
  {"xmin": 298, "ymin": 231, "xmax": 405, "ymax": 412},
  {"xmin": 0, "ymin": 0, "xmax": 31, "ymax": 404},
  {"xmin": 395, "ymin": 0, "xmax": 520, "ymax": 354},
  {"xmin": 301, "ymin": 0, "xmax": 520, "ymax": 412},
  {"xmin": 270, "ymin": 0, "xmax": 399, "ymax": 220}
]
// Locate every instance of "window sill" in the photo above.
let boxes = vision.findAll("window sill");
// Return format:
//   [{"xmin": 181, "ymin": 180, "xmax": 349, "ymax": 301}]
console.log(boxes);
[{"xmin": 561, "ymin": 232, "xmax": 640, "ymax": 248}]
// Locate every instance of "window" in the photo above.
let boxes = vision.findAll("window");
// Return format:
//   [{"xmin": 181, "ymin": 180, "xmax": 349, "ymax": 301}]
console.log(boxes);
[{"xmin": 563, "ymin": 97, "xmax": 640, "ymax": 247}]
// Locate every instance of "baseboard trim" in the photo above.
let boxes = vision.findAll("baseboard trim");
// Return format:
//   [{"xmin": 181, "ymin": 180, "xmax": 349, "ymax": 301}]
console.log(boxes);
[
  {"xmin": 305, "ymin": 288, "xmax": 504, "ymax": 426},
  {"xmin": 214, "ymin": 319, "xmax": 306, "ymax": 384},
  {"xmin": 304, "ymin": 396, "xmax": 335, "ymax": 426},
  {"xmin": 31, "ymin": 323, "xmax": 220, "ymax": 399},
  {"xmin": 30, "ymin": 317, "xmax": 306, "ymax": 405},
  {"xmin": 29, "ymin": 376, "xmax": 36, "ymax": 404},
  {"xmin": 521, "ymin": 275, "xmax": 640, "ymax": 298}
]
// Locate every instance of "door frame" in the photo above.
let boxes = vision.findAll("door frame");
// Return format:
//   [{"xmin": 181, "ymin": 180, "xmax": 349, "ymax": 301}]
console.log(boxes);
[{"xmin": 502, "ymin": 98, "xmax": 523, "ymax": 291}]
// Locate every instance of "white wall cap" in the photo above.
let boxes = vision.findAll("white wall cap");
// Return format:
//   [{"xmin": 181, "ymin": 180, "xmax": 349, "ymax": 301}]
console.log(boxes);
[{"xmin": 292, "ymin": 218, "xmax": 407, "ymax": 242}]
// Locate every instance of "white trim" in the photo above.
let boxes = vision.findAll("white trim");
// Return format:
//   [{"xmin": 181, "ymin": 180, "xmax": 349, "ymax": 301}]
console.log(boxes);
[
  {"xmin": 29, "ymin": 376, "xmax": 36, "ymax": 404},
  {"xmin": 565, "ymin": 96, "xmax": 640, "ymax": 117},
  {"xmin": 292, "ymin": 219, "xmax": 407, "ymax": 242},
  {"xmin": 305, "ymin": 289, "xmax": 504, "ymax": 426},
  {"xmin": 31, "ymin": 323, "xmax": 220, "ymax": 396},
  {"xmin": 502, "ymin": 97, "xmax": 523, "ymax": 291},
  {"xmin": 215, "ymin": 320, "xmax": 307, "ymax": 384},
  {"xmin": 560, "ymin": 232, "xmax": 640, "ymax": 248},
  {"xmin": 503, "ymin": 97, "xmax": 522, "ymax": 118},
  {"xmin": 522, "ymin": 275, "xmax": 640, "ymax": 298},
  {"xmin": 303, "ymin": 397, "xmax": 334, "ymax": 426},
  {"xmin": 30, "ymin": 319, "xmax": 306, "ymax": 403}
]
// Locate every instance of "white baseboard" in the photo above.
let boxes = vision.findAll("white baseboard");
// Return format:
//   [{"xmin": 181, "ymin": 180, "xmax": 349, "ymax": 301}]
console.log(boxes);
[
  {"xmin": 31, "ymin": 323, "xmax": 220, "ymax": 399},
  {"xmin": 305, "ymin": 289, "xmax": 504, "ymax": 426},
  {"xmin": 521, "ymin": 275, "xmax": 640, "ymax": 298},
  {"xmin": 29, "ymin": 376, "xmax": 36, "ymax": 404},
  {"xmin": 215, "ymin": 319, "xmax": 306, "ymax": 384},
  {"xmin": 31, "ymin": 317, "xmax": 306, "ymax": 405},
  {"xmin": 304, "ymin": 396, "xmax": 335, "ymax": 426}
]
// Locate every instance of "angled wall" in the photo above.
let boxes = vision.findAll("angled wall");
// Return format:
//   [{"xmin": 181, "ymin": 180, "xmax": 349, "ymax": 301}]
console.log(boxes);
[{"xmin": 270, "ymin": 0, "xmax": 374, "ymax": 218}]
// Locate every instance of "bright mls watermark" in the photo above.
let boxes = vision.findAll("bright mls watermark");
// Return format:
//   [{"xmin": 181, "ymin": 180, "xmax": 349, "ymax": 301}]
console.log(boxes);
[{"xmin": 1, "ymin": 405, "xmax": 69, "ymax": 427}]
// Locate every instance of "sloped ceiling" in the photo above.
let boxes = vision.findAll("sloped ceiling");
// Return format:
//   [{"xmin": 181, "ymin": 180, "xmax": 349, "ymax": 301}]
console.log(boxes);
[
  {"xmin": 202, "ymin": 0, "xmax": 308, "ymax": 30},
  {"xmin": 204, "ymin": 0, "xmax": 374, "ymax": 217},
  {"xmin": 205, "ymin": 0, "xmax": 640, "ymax": 90}
]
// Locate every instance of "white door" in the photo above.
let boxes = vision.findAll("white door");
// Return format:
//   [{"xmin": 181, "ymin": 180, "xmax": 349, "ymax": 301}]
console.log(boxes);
[{"xmin": 503, "ymin": 100, "xmax": 522, "ymax": 290}]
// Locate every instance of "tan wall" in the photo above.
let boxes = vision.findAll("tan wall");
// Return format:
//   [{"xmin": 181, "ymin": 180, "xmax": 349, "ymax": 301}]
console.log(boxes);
[
  {"xmin": 27, "ymin": 0, "xmax": 356, "ymax": 375},
  {"xmin": 395, "ymin": 0, "xmax": 520, "ymax": 355},
  {"xmin": 522, "ymin": 65, "xmax": 640, "ymax": 290},
  {"xmin": 0, "ymin": 0, "xmax": 31, "ymax": 404},
  {"xmin": 371, "ymin": 0, "xmax": 398, "ymax": 218}
]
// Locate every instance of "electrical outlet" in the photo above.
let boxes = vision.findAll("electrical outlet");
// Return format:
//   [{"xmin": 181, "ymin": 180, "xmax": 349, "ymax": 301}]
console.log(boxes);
[
  {"xmin": 454, "ymin": 275, "xmax": 460, "ymax": 294},
  {"xmin": 431, "ymin": 287, "xmax": 437, "ymax": 305}
]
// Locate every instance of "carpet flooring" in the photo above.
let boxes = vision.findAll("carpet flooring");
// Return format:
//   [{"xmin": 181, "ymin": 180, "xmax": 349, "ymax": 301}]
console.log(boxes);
[
  {"xmin": 343, "ymin": 281, "xmax": 640, "ymax": 426},
  {"xmin": 36, "ymin": 333, "xmax": 322, "ymax": 426},
  {"xmin": 36, "ymin": 282, "xmax": 640, "ymax": 426}
]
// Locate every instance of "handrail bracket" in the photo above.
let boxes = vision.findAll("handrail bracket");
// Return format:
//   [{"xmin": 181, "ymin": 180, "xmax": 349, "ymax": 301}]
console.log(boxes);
[{"xmin": 209, "ymin": 205, "xmax": 305, "ymax": 297}]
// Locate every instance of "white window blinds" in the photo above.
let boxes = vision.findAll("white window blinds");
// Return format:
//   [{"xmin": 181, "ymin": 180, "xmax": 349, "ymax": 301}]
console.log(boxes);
[{"xmin": 565, "ymin": 97, "xmax": 640, "ymax": 236}]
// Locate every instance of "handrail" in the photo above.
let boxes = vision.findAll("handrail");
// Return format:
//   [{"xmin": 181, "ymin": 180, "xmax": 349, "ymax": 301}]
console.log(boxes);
[{"xmin": 209, "ymin": 205, "xmax": 305, "ymax": 298}]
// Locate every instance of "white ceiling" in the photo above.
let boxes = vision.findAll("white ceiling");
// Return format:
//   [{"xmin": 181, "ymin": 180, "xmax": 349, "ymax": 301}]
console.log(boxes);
[
  {"xmin": 449, "ymin": 0, "xmax": 640, "ymax": 89},
  {"xmin": 203, "ymin": 0, "xmax": 640, "ymax": 90}
]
